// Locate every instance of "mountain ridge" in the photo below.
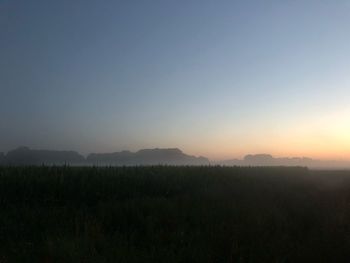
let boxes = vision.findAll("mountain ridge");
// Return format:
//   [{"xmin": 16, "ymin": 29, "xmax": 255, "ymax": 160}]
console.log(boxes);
[
  {"xmin": 1, "ymin": 147, "xmax": 350, "ymax": 168},
  {"xmin": 220, "ymin": 154, "xmax": 348, "ymax": 169},
  {"xmin": 2, "ymin": 147, "xmax": 209, "ymax": 166}
]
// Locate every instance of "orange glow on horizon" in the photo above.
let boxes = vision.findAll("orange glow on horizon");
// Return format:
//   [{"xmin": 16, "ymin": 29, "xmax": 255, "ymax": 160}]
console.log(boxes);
[{"xmin": 185, "ymin": 108, "xmax": 350, "ymax": 161}]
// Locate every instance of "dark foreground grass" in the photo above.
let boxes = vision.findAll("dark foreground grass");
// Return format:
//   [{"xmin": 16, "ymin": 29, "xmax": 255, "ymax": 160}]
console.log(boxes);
[{"xmin": 1, "ymin": 166, "xmax": 350, "ymax": 262}]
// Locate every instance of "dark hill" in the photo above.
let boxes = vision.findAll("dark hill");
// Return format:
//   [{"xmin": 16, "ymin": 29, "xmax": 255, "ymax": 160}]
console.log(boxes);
[
  {"xmin": 87, "ymin": 148, "xmax": 209, "ymax": 166},
  {"xmin": 221, "ymin": 154, "xmax": 330, "ymax": 168},
  {"xmin": 244, "ymin": 154, "xmax": 275, "ymax": 165},
  {"xmin": 243, "ymin": 154, "xmax": 315, "ymax": 166},
  {"xmin": 5, "ymin": 147, "xmax": 85, "ymax": 165}
]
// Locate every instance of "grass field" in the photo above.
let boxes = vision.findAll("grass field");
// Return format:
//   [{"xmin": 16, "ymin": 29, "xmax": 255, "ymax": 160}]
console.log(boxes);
[{"xmin": 1, "ymin": 166, "xmax": 350, "ymax": 262}]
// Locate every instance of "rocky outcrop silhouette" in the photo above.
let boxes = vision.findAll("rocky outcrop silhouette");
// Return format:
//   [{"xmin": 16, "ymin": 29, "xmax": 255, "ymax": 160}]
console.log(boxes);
[
  {"xmin": 87, "ymin": 148, "xmax": 209, "ymax": 166},
  {"xmin": 5, "ymin": 147, "xmax": 85, "ymax": 165}
]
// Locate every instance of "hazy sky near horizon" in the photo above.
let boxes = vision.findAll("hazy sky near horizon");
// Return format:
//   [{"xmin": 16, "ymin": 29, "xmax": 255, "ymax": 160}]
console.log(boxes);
[{"xmin": 1, "ymin": 0, "xmax": 350, "ymax": 160}]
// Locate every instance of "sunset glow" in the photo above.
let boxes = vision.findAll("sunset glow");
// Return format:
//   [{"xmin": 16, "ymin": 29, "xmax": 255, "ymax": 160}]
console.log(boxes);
[{"xmin": 1, "ymin": 1, "xmax": 350, "ymax": 162}]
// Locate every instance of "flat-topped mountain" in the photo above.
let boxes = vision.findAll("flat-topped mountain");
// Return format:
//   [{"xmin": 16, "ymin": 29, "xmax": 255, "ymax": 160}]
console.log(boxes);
[
  {"xmin": 87, "ymin": 148, "xmax": 209, "ymax": 166},
  {"xmin": 1, "ymin": 147, "xmax": 209, "ymax": 166},
  {"xmin": 5, "ymin": 147, "xmax": 86, "ymax": 165}
]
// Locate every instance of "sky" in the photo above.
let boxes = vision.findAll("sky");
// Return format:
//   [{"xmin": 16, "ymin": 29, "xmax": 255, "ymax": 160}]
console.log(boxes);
[{"xmin": 1, "ymin": 0, "xmax": 350, "ymax": 160}]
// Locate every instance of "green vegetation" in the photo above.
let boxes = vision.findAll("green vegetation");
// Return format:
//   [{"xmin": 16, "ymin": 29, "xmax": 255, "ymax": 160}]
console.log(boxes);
[{"xmin": 1, "ymin": 166, "xmax": 350, "ymax": 262}]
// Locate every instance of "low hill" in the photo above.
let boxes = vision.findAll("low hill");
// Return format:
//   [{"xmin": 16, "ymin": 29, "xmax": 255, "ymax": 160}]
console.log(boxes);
[
  {"xmin": 87, "ymin": 148, "xmax": 209, "ymax": 166},
  {"xmin": 221, "ymin": 154, "xmax": 349, "ymax": 169},
  {"xmin": 5, "ymin": 147, "xmax": 86, "ymax": 165}
]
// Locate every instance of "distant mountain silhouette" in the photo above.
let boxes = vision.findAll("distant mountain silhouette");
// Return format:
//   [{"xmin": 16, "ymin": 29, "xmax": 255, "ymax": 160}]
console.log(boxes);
[
  {"xmin": 5, "ymin": 147, "xmax": 85, "ymax": 165},
  {"xmin": 1, "ymin": 147, "xmax": 209, "ymax": 166},
  {"xmin": 1, "ymin": 147, "xmax": 350, "ymax": 168},
  {"xmin": 244, "ymin": 154, "xmax": 275, "ymax": 165},
  {"xmin": 243, "ymin": 154, "xmax": 313, "ymax": 166},
  {"xmin": 87, "ymin": 148, "xmax": 209, "ymax": 166},
  {"xmin": 221, "ymin": 154, "xmax": 348, "ymax": 168}
]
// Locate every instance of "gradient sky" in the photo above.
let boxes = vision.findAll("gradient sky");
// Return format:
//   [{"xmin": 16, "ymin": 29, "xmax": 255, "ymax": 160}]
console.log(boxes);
[{"xmin": 1, "ymin": 0, "xmax": 350, "ymax": 160}]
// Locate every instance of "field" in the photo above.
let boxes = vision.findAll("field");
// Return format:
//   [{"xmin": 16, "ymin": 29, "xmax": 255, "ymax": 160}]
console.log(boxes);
[{"xmin": 1, "ymin": 166, "xmax": 350, "ymax": 262}]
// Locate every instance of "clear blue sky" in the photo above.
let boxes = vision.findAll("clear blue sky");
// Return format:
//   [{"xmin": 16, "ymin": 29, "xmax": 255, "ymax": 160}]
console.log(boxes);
[{"xmin": 1, "ymin": 0, "xmax": 350, "ymax": 159}]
